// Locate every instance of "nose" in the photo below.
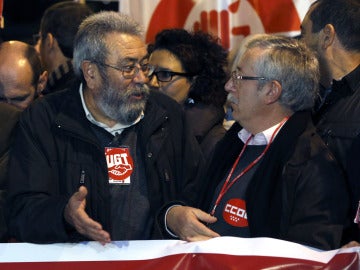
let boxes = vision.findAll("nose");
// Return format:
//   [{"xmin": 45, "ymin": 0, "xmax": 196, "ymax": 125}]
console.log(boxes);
[
  {"xmin": 148, "ymin": 74, "xmax": 160, "ymax": 89},
  {"xmin": 132, "ymin": 66, "xmax": 148, "ymax": 84},
  {"xmin": 224, "ymin": 77, "xmax": 235, "ymax": 93}
]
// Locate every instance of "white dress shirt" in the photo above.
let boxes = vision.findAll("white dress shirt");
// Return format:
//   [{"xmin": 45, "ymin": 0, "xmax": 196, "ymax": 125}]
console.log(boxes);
[{"xmin": 238, "ymin": 120, "xmax": 288, "ymax": 146}]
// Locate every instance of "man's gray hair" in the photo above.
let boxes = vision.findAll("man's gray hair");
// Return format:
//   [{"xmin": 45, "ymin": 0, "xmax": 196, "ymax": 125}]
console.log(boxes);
[
  {"xmin": 73, "ymin": 11, "xmax": 144, "ymax": 79},
  {"xmin": 242, "ymin": 34, "xmax": 319, "ymax": 112}
]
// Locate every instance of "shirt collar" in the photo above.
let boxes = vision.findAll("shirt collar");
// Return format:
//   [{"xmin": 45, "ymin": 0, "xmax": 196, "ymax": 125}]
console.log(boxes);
[
  {"xmin": 79, "ymin": 84, "xmax": 143, "ymax": 136},
  {"xmin": 238, "ymin": 120, "xmax": 287, "ymax": 145}
]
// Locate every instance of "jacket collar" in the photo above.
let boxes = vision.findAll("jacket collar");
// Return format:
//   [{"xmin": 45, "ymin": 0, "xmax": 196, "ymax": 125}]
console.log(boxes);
[{"xmin": 329, "ymin": 64, "xmax": 360, "ymax": 100}]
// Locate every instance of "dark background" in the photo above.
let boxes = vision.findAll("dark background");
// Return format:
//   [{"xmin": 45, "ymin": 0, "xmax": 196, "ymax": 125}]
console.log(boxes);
[{"xmin": 0, "ymin": 0, "xmax": 119, "ymax": 45}]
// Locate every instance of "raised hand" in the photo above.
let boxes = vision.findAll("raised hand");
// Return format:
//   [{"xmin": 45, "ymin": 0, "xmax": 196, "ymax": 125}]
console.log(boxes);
[
  {"xmin": 64, "ymin": 186, "xmax": 111, "ymax": 245},
  {"xmin": 192, "ymin": 0, "xmax": 250, "ymax": 50}
]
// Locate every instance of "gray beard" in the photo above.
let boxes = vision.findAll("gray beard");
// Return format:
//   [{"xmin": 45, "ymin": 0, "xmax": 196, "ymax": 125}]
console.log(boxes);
[
  {"xmin": 97, "ymin": 84, "xmax": 150, "ymax": 125},
  {"xmin": 227, "ymin": 93, "xmax": 238, "ymax": 105}
]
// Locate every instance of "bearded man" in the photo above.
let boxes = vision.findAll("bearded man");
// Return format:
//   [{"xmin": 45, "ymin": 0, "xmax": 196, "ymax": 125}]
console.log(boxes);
[{"xmin": 7, "ymin": 11, "xmax": 204, "ymax": 244}]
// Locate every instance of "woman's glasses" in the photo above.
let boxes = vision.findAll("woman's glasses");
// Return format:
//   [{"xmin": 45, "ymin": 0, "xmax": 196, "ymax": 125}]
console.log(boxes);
[{"xmin": 148, "ymin": 68, "xmax": 195, "ymax": 82}]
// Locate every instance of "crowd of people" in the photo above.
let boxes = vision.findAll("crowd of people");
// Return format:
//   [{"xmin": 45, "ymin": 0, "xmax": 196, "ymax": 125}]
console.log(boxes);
[{"xmin": 0, "ymin": 0, "xmax": 359, "ymax": 251}]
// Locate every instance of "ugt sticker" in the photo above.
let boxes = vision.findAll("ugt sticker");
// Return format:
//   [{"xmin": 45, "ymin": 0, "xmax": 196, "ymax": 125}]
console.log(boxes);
[{"xmin": 105, "ymin": 147, "xmax": 134, "ymax": 184}]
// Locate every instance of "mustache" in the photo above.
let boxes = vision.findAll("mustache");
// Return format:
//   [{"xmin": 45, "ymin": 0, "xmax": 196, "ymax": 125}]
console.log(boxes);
[
  {"xmin": 128, "ymin": 84, "xmax": 150, "ymax": 95},
  {"xmin": 227, "ymin": 93, "xmax": 238, "ymax": 105}
]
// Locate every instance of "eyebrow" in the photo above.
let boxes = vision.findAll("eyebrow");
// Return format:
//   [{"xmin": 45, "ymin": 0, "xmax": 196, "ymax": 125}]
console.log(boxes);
[
  {"xmin": 0, "ymin": 94, "xmax": 29, "ymax": 103},
  {"xmin": 11, "ymin": 96, "xmax": 30, "ymax": 102},
  {"xmin": 7, "ymin": 92, "xmax": 32, "ymax": 101},
  {"xmin": 115, "ymin": 56, "xmax": 148, "ymax": 67},
  {"xmin": 236, "ymin": 66, "xmax": 243, "ymax": 72},
  {"xmin": 155, "ymin": 66, "xmax": 173, "ymax": 72}
]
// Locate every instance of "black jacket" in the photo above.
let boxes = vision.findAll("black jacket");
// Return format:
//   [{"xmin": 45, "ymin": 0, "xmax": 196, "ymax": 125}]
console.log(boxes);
[
  {"xmin": 0, "ymin": 103, "xmax": 21, "ymax": 242},
  {"xmin": 313, "ymin": 64, "xmax": 360, "ymax": 243},
  {"xmin": 7, "ymin": 84, "xmax": 204, "ymax": 243},
  {"xmin": 201, "ymin": 111, "xmax": 349, "ymax": 250},
  {"xmin": 184, "ymin": 102, "xmax": 226, "ymax": 161}
]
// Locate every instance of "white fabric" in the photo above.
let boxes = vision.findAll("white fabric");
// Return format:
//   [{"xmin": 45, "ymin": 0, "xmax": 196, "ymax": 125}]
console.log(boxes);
[{"xmin": 237, "ymin": 120, "xmax": 287, "ymax": 146}]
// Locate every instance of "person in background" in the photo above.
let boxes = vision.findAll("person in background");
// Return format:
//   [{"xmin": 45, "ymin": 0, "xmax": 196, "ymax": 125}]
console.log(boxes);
[
  {"xmin": 0, "ymin": 40, "xmax": 47, "ymax": 109},
  {"xmin": 301, "ymin": 0, "xmax": 360, "ymax": 244},
  {"xmin": 0, "ymin": 40, "xmax": 46, "ymax": 242},
  {"xmin": 0, "ymin": 103, "xmax": 21, "ymax": 242},
  {"xmin": 36, "ymin": 1, "xmax": 93, "ymax": 94},
  {"xmin": 147, "ymin": 29, "xmax": 228, "ymax": 160},
  {"xmin": 7, "ymin": 11, "xmax": 204, "ymax": 244},
  {"xmin": 164, "ymin": 34, "xmax": 349, "ymax": 251}
]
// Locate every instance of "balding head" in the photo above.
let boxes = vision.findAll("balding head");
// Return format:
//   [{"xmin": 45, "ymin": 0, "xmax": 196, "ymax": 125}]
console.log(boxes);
[{"xmin": 0, "ymin": 41, "xmax": 46, "ymax": 110}]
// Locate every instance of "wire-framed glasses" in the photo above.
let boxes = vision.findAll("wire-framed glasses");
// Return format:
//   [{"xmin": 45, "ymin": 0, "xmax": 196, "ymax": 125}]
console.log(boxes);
[{"xmin": 231, "ymin": 70, "xmax": 268, "ymax": 84}]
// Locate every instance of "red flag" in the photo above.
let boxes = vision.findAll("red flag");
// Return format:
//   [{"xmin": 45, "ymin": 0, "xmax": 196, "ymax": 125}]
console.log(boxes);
[{"xmin": 120, "ymin": 0, "xmax": 315, "ymax": 50}]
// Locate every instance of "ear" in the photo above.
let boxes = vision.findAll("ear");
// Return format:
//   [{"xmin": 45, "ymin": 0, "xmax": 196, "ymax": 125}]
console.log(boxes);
[
  {"xmin": 81, "ymin": 60, "xmax": 98, "ymax": 88},
  {"xmin": 320, "ymin": 24, "xmax": 336, "ymax": 50},
  {"xmin": 44, "ymin": 33, "xmax": 55, "ymax": 50},
  {"xmin": 36, "ymin": 70, "xmax": 48, "ymax": 96},
  {"xmin": 263, "ymin": 80, "xmax": 282, "ymax": 105}
]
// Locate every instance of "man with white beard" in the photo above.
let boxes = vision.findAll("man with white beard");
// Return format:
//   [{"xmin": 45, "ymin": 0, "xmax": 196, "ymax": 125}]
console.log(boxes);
[{"xmin": 7, "ymin": 11, "xmax": 204, "ymax": 244}]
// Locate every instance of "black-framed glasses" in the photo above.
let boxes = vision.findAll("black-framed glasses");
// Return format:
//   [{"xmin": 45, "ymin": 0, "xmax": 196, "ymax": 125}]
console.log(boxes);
[
  {"xmin": 93, "ymin": 61, "xmax": 153, "ymax": 79},
  {"xmin": 148, "ymin": 69, "xmax": 195, "ymax": 82},
  {"xmin": 231, "ymin": 70, "xmax": 268, "ymax": 83}
]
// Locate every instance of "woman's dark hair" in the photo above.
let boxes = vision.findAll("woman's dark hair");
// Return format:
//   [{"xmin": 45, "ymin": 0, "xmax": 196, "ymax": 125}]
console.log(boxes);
[{"xmin": 148, "ymin": 29, "xmax": 228, "ymax": 107}]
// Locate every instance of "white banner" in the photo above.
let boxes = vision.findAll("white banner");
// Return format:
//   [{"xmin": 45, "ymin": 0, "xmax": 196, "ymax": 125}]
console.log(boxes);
[{"xmin": 0, "ymin": 237, "xmax": 359, "ymax": 269}]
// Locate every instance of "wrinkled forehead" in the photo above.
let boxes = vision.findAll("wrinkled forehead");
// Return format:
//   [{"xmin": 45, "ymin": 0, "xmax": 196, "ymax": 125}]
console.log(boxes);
[
  {"xmin": 238, "ymin": 47, "xmax": 263, "ymax": 65},
  {"xmin": 105, "ymin": 33, "xmax": 148, "ymax": 62}
]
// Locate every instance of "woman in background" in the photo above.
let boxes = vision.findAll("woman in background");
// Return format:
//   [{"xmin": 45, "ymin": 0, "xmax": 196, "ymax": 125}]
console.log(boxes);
[{"xmin": 147, "ymin": 29, "xmax": 228, "ymax": 160}]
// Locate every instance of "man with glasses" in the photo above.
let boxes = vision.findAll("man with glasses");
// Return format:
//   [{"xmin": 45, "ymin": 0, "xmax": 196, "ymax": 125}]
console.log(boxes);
[
  {"xmin": 164, "ymin": 34, "xmax": 349, "ymax": 250},
  {"xmin": 7, "ymin": 11, "xmax": 204, "ymax": 244}
]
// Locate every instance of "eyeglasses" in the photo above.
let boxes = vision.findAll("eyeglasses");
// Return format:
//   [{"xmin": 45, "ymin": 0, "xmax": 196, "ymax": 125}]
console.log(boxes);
[
  {"xmin": 231, "ymin": 70, "xmax": 268, "ymax": 83},
  {"xmin": 148, "ymin": 69, "xmax": 195, "ymax": 82},
  {"xmin": 93, "ymin": 61, "xmax": 153, "ymax": 79}
]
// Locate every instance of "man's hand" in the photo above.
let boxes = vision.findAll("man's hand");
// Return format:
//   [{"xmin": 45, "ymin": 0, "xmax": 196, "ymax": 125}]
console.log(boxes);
[
  {"xmin": 167, "ymin": 205, "xmax": 220, "ymax": 241},
  {"xmin": 342, "ymin": 241, "xmax": 360, "ymax": 248},
  {"xmin": 64, "ymin": 186, "xmax": 111, "ymax": 245}
]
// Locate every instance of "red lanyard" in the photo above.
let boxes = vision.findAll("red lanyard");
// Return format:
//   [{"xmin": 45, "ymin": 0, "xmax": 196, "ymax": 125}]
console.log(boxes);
[{"xmin": 210, "ymin": 117, "xmax": 289, "ymax": 216}]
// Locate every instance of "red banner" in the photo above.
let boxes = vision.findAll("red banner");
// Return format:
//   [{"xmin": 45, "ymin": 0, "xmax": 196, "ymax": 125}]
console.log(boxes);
[
  {"xmin": 120, "ymin": 0, "xmax": 315, "ymax": 50},
  {"xmin": 0, "ymin": 237, "xmax": 359, "ymax": 269}
]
